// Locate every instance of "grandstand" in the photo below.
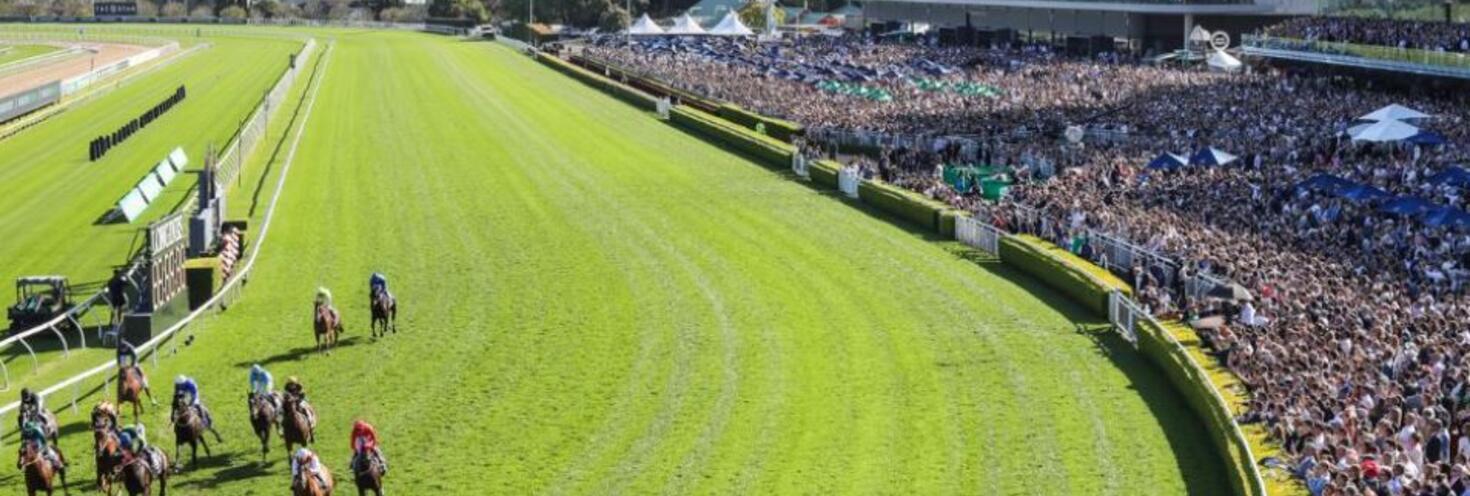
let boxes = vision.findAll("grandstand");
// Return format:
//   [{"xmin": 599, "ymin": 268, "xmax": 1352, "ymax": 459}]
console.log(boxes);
[{"xmin": 857, "ymin": 0, "xmax": 1316, "ymax": 52}]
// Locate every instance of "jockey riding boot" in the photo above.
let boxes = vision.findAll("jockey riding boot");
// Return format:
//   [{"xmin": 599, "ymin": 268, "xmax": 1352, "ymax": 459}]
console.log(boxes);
[{"xmin": 376, "ymin": 448, "xmax": 387, "ymax": 475}]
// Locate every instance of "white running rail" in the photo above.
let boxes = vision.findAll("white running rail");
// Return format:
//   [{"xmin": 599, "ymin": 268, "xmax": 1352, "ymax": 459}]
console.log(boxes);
[{"xmin": 0, "ymin": 39, "xmax": 330, "ymax": 433}]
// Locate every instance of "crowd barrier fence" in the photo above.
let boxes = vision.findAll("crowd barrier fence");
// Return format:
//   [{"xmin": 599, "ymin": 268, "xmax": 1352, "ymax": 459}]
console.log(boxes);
[{"xmin": 0, "ymin": 38, "xmax": 321, "ymax": 427}]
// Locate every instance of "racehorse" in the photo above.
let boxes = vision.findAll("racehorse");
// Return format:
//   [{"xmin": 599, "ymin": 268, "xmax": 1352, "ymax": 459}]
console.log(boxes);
[
  {"xmin": 249, "ymin": 392, "xmax": 279, "ymax": 461},
  {"xmin": 19, "ymin": 439, "xmax": 68, "ymax": 496},
  {"xmin": 282, "ymin": 395, "xmax": 316, "ymax": 458},
  {"xmin": 352, "ymin": 451, "xmax": 384, "ymax": 496},
  {"xmin": 292, "ymin": 452, "xmax": 333, "ymax": 496},
  {"xmin": 313, "ymin": 302, "xmax": 344, "ymax": 354},
  {"xmin": 92, "ymin": 403, "xmax": 123, "ymax": 493},
  {"xmin": 369, "ymin": 289, "xmax": 396, "ymax": 338},
  {"xmin": 117, "ymin": 366, "xmax": 155, "ymax": 421},
  {"xmin": 117, "ymin": 446, "xmax": 168, "ymax": 496},
  {"xmin": 170, "ymin": 393, "xmax": 212, "ymax": 469}
]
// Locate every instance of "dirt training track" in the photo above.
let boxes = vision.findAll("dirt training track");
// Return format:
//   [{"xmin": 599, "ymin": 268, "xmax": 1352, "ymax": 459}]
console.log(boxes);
[{"xmin": 0, "ymin": 43, "xmax": 146, "ymax": 96}]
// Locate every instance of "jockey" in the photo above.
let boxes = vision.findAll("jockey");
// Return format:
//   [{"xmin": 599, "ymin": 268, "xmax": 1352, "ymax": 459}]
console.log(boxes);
[
  {"xmin": 19, "ymin": 388, "xmax": 43, "ymax": 419},
  {"xmin": 351, "ymin": 420, "xmax": 388, "ymax": 475},
  {"xmin": 291, "ymin": 447, "xmax": 326, "ymax": 488},
  {"xmin": 19, "ymin": 420, "xmax": 64, "ymax": 470},
  {"xmin": 249, "ymin": 364, "xmax": 273, "ymax": 396},
  {"xmin": 173, "ymin": 375, "xmax": 214, "ymax": 429},
  {"xmin": 315, "ymin": 287, "xmax": 334, "ymax": 309},
  {"xmin": 369, "ymin": 272, "xmax": 388, "ymax": 300},
  {"xmin": 284, "ymin": 376, "xmax": 317, "ymax": 429},
  {"xmin": 118, "ymin": 423, "xmax": 159, "ymax": 474},
  {"xmin": 116, "ymin": 338, "xmax": 139, "ymax": 369},
  {"xmin": 118, "ymin": 423, "xmax": 147, "ymax": 459},
  {"xmin": 249, "ymin": 364, "xmax": 281, "ymax": 416}
]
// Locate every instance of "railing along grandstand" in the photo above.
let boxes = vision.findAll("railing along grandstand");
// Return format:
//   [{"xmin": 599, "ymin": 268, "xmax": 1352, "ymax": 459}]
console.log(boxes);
[
  {"xmin": 0, "ymin": 39, "xmax": 321, "ymax": 429},
  {"xmin": 1243, "ymin": 33, "xmax": 1470, "ymax": 78},
  {"xmin": 954, "ymin": 213, "xmax": 1265, "ymax": 495}
]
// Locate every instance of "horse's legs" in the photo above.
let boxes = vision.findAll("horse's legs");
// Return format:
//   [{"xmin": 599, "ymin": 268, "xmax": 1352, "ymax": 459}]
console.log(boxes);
[{"xmin": 200, "ymin": 436, "xmax": 212, "ymax": 458}]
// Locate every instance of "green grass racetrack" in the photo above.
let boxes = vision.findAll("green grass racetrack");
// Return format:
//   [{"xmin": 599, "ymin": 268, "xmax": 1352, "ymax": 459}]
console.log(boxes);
[{"xmin": 3, "ymin": 30, "xmax": 1227, "ymax": 494}]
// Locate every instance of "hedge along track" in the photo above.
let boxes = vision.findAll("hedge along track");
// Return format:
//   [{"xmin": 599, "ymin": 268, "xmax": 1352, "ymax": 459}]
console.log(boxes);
[{"xmin": 11, "ymin": 32, "xmax": 1226, "ymax": 495}]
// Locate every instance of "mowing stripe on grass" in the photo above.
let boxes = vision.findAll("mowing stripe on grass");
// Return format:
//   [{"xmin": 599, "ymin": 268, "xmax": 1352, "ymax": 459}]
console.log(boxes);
[{"xmin": 4, "ymin": 31, "xmax": 1226, "ymax": 495}]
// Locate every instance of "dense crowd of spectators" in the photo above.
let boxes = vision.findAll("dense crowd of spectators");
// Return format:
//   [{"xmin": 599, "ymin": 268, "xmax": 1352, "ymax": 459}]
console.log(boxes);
[
  {"xmin": 1262, "ymin": 16, "xmax": 1470, "ymax": 53},
  {"xmin": 583, "ymin": 33, "xmax": 1470, "ymax": 494}
]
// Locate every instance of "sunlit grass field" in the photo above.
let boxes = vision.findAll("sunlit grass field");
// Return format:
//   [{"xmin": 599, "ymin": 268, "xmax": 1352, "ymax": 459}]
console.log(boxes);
[{"xmin": 2, "ymin": 29, "xmax": 1227, "ymax": 495}]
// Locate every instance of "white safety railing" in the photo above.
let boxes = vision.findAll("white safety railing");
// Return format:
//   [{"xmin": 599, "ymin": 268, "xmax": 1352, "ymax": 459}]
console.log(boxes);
[
  {"xmin": 1107, "ymin": 288, "xmax": 1267, "ymax": 496},
  {"xmin": 791, "ymin": 152, "xmax": 808, "ymax": 179},
  {"xmin": 1106, "ymin": 290, "xmax": 1141, "ymax": 346},
  {"xmin": 0, "ymin": 39, "xmax": 328, "ymax": 434},
  {"xmin": 0, "ymin": 39, "xmax": 314, "ymax": 386},
  {"xmin": 837, "ymin": 167, "xmax": 860, "ymax": 199},
  {"xmin": 954, "ymin": 215, "xmax": 1002, "ymax": 256},
  {"xmin": 216, "ymin": 38, "xmax": 318, "ymax": 190}
]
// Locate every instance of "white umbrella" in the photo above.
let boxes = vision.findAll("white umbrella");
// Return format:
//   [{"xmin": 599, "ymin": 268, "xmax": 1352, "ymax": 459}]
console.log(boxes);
[
  {"xmin": 668, "ymin": 14, "xmax": 706, "ymax": 35},
  {"xmin": 626, "ymin": 14, "xmax": 665, "ymax": 35},
  {"xmin": 1349, "ymin": 119, "xmax": 1420, "ymax": 143},
  {"xmin": 1359, "ymin": 104, "xmax": 1431, "ymax": 122},
  {"xmin": 1206, "ymin": 50, "xmax": 1242, "ymax": 72}
]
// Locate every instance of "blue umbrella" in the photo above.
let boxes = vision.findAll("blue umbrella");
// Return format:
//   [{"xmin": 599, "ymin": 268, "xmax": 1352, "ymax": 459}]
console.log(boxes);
[
  {"xmin": 1380, "ymin": 196, "xmax": 1434, "ymax": 216},
  {"xmin": 1424, "ymin": 207, "xmax": 1467, "ymax": 227},
  {"xmin": 1408, "ymin": 131, "xmax": 1447, "ymax": 146},
  {"xmin": 1339, "ymin": 184, "xmax": 1391, "ymax": 202},
  {"xmin": 1296, "ymin": 173, "xmax": 1355, "ymax": 193},
  {"xmin": 1190, "ymin": 147, "xmax": 1238, "ymax": 166},
  {"xmin": 1426, "ymin": 166, "xmax": 1470, "ymax": 187},
  {"xmin": 1146, "ymin": 152, "xmax": 1189, "ymax": 171}
]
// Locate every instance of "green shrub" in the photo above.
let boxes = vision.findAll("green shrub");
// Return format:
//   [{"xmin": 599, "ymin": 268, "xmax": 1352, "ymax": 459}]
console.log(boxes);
[
  {"xmin": 996, "ymin": 234, "xmax": 1130, "ymax": 315},
  {"xmin": 857, "ymin": 180, "xmax": 942, "ymax": 232},
  {"xmin": 808, "ymin": 159, "xmax": 840, "ymax": 189},
  {"xmin": 667, "ymin": 106, "xmax": 795, "ymax": 168},
  {"xmin": 716, "ymin": 103, "xmax": 803, "ymax": 142},
  {"xmin": 535, "ymin": 54, "xmax": 657, "ymax": 111},
  {"xmin": 1134, "ymin": 320, "xmax": 1265, "ymax": 496},
  {"xmin": 939, "ymin": 210, "xmax": 959, "ymax": 240}
]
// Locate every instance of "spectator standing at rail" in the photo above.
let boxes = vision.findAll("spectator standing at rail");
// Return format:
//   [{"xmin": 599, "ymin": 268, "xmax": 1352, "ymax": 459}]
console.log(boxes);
[{"xmin": 108, "ymin": 269, "xmax": 129, "ymax": 328}]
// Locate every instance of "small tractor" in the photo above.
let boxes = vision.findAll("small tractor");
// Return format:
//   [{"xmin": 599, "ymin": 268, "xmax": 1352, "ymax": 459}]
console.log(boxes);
[{"xmin": 8, "ymin": 276, "xmax": 71, "ymax": 332}]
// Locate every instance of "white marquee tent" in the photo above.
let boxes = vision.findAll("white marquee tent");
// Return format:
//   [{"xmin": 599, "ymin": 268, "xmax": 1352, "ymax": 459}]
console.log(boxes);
[
  {"xmin": 709, "ymin": 11, "xmax": 754, "ymax": 36},
  {"xmin": 668, "ymin": 14, "xmax": 707, "ymax": 35},
  {"xmin": 626, "ymin": 14, "xmax": 665, "ymax": 35}
]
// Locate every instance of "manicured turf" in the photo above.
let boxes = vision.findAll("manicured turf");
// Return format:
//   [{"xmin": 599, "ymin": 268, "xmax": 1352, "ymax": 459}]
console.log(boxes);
[
  {"xmin": 0, "ymin": 44, "xmax": 63, "ymax": 67},
  {"xmin": 0, "ymin": 33, "xmax": 301, "ymax": 291},
  {"xmin": 4, "ymin": 31, "xmax": 1226, "ymax": 495},
  {"xmin": 0, "ymin": 32, "xmax": 302, "ymax": 398}
]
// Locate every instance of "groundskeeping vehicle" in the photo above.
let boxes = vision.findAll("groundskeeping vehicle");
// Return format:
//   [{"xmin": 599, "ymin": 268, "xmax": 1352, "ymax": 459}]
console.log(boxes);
[{"xmin": 8, "ymin": 276, "xmax": 71, "ymax": 331}]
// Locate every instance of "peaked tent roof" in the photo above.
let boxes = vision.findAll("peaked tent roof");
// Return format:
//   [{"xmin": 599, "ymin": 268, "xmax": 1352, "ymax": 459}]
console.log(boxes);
[
  {"xmin": 1359, "ymin": 103, "xmax": 1431, "ymax": 122},
  {"xmin": 1206, "ymin": 50, "xmax": 1242, "ymax": 72},
  {"xmin": 1191, "ymin": 146, "xmax": 1238, "ymax": 166},
  {"xmin": 668, "ymin": 13, "xmax": 707, "ymax": 35},
  {"xmin": 709, "ymin": 11, "xmax": 754, "ymax": 36},
  {"xmin": 1145, "ymin": 152, "xmax": 1189, "ymax": 170},
  {"xmin": 1189, "ymin": 25, "xmax": 1213, "ymax": 42},
  {"xmin": 626, "ymin": 13, "xmax": 665, "ymax": 35},
  {"xmin": 1349, "ymin": 119, "xmax": 1419, "ymax": 143}
]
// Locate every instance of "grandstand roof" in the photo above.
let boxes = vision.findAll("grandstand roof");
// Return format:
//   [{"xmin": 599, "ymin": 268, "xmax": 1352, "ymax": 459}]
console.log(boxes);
[
  {"xmin": 685, "ymin": 0, "xmax": 745, "ymax": 23},
  {"xmin": 863, "ymin": 0, "xmax": 1308, "ymax": 15}
]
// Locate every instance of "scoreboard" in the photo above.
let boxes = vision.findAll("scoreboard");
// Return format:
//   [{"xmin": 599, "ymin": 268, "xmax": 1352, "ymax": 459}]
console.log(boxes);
[
  {"xmin": 148, "ymin": 213, "xmax": 186, "ymax": 311},
  {"xmin": 94, "ymin": 1, "xmax": 139, "ymax": 16}
]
